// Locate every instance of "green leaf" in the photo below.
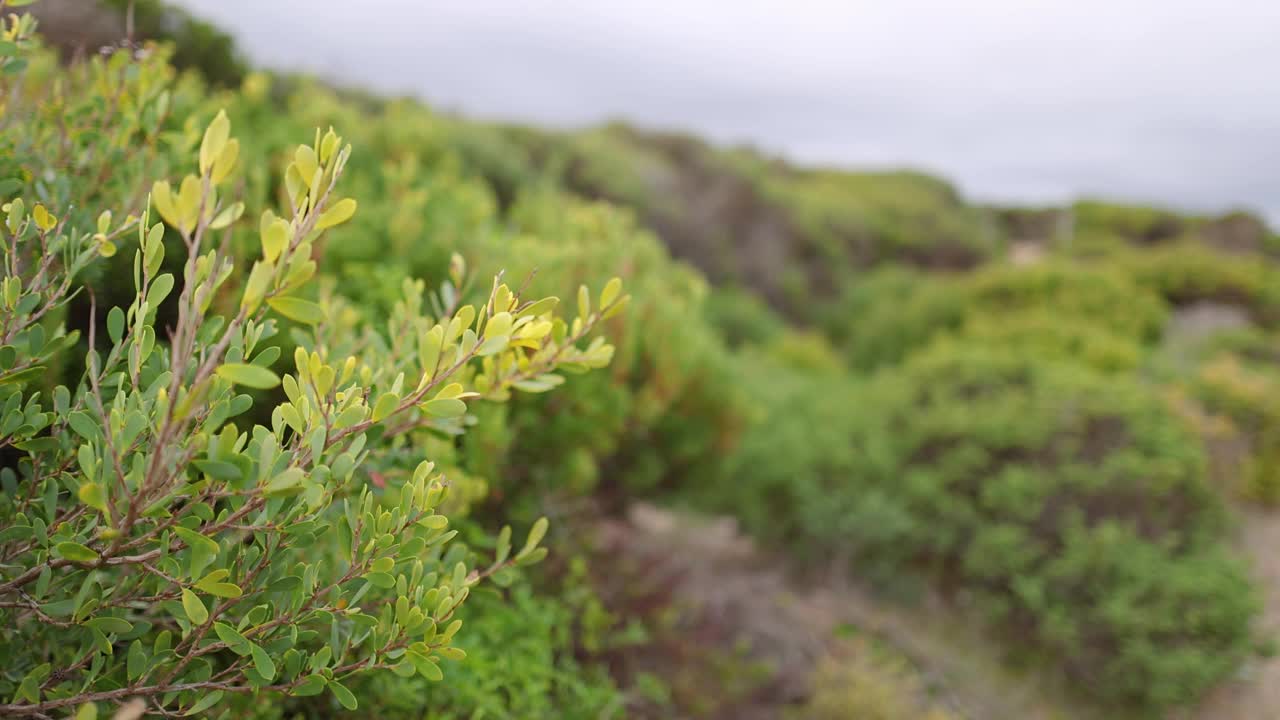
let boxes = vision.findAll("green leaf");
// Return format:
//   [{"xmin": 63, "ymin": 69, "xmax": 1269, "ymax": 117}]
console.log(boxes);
[
  {"xmin": 84, "ymin": 616, "xmax": 133, "ymax": 634},
  {"xmin": 370, "ymin": 392, "xmax": 399, "ymax": 423},
  {"xmin": 126, "ymin": 640, "xmax": 146, "ymax": 682},
  {"xmin": 107, "ymin": 307, "xmax": 125, "ymax": 344},
  {"xmin": 364, "ymin": 572, "xmax": 396, "ymax": 589},
  {"xmin": 291, "ymin": 674, "xmax": 326, "ymax": 696},
  {"xmin": 0, "ymin": 524, "xmax": 32, "ymax": 543},
  {"xmin": 267, "ymin": 297, "xmax": 324, "ymax": 325},
  {"xmin": 495, "ymin": 525, "xmax": 512, "ymax": 564},
  {"xmin": 172, "ymin": 526, "xmax": 220, "ymax": 581},
  {"xmin": 0, "ymin": 366, "xmax": 46, "ymax": 386},
  {"xmin": 328, "ymin": 679, "xmax": 358, "ymax": 710},
  {"xmin": 55, "ymin": 542, "xmax": 99, "ymax": 564},
  {"xmin": 216, "ymin": 363, "xmax": 280, "ymax": 389},
  {"xmin": 75, "ymin": 702, "xmax": 98, "ymax": 720},
  {"xmin": 515, "ymin": 546, "xmax": 549, "ymax": 567},
  {"xmin": 174, "ymin": 526, "xmax": 219, "ymax": 556},
  {"xmin": 250, "ymin": 642, "xmax": 277, "ymax": 681},
  {"xmin": 12, "ymin": 430, "xmax": 54, "ymax": 448},
  {"xmin": 213, "ymin": 622, "xmax": 251, "ymax": 655},
  {"xmin": 192, "ymin": 459, "xmax": 241, "ymax": 482},
  {"xmin": 67, "ymin": 411, "xmax": 101, "ymax": 441},
  {"xmin": 146, "ymin": 273, "xmax": 175, "ymax": 311},
  {"xmin": 181, "ymin": 589, "xmax": 209, "ymax": 625},
  {"xmin": 520, "ymin": 516, "xmax": 549, "ymax": 557},
  {"xmin": 17, "ymin": 663, "xmax": 50, "ymax": 702},
  {"xmin": 418, "ymin": 656, "xmax": 443, "ymax": 682},
  {"xmin": 513, "ymin": 374, "xmax": 565, "ymax": 393},
  {"xmin": 421, "ymin": 398, "xmax": 466, "ymax": 418},
  {"xmin": 182, "ymin": 690, "xmax": 224, "ymax": 716}
]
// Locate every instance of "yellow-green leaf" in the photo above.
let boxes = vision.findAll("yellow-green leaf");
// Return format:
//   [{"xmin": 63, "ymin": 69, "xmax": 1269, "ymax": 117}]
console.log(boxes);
[
  {"xmin": 198, "ymin": 582, "xmax": 242, "ymax": 598},
  {"xmin": 315, "ymin": 198, "xmax": 357, "ymax": 231},
  {"xmin": 181, "ymin": 589, "xmax": 208, "ymax": 625},
  {"xmin": 177, "ymin": 175, "xmax": 201, "ymax": 231},
  {"xmin": 78, "ymin": 482, "xmax": 107, "ymax": 513},
  {"xmin": 32, "ymin": 203, "xmax": 55, "ymax": 232},
  {"xmin": 517, "ymin": 296, "xmax": 558, "ymax": 318},
  {"xmin": 485, "ymin": 311, "xmax": 512, "ymax": 339},
  {"xmin": 211, "ymin": 138, "xmax": 240, "ymax": 185},
  {"xmin": 209, "ymin": 201, "xmax": 244, "ymax": 230},
  {"xmin": 267, "ymin": 297, "xmax": 323, "ymax": 325},
  {"xmin": 421, "ymin": 398, "xmax": 466, "ymax": 418},
  {"xmin": 294, "ymin": 146, "xmax": 319, "ymax": 186},
  {"xmin": 260, "ymin": 217, "xmax": 289, "ymax": 263},
  {"xmin": 151, "ymin": 181, "xmax": 179, "ymax": 229},
  {"xmin": 264, "ymin": 468, "xmax": 305, "ymax": 495},
  {"xmin": 199, "ymin": 109, "xmax": 230, "ymax": 175},
  {"xmin": 239, "ymin": 261, "xmax": 275, "ymax": 314},
  {"xmin": 600, "ymin": 277, "xmax": 623, "ymax": 308},
  {"xmin": 215, "ymin": 363, "xmax": 280, "ymax": 390},
  {"xmin": 521, "ymin": 516, "xmax": 549, "ymax": 557}
]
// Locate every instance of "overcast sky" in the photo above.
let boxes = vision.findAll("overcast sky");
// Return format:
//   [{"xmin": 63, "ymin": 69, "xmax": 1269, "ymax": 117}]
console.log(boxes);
[{"xmin": 174, "ymin": 0, "xmax": 1279, "ymax": 223}]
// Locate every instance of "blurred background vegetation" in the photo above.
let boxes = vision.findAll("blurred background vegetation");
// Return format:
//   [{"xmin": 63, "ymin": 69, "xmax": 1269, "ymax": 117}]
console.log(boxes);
[{"xmin": 14, "ymin": 1, "xmax": 1280, "ymax": 717}]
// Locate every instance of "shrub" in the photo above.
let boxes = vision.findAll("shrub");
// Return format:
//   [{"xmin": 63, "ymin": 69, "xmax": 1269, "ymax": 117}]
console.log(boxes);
[
  {"xmin": 703, "ymin": 286, "xmax": 785, "ymax": 348},
  {"xmin": 1071, "ymin": 199, "xmax": 1189, "ymax": 245},
  {"xmin": 726, "ymin": 343, "xmax": 1257, "ymax": 711},
  {"xmin": 956, "ymin": 313, "xmax": 1144, "ymax": 374},
  {"xmin": 1115, "ymin": 243, "xmax": 1280, "ymax": 325},
  {"xmin": 204, "ymin": 77, "xmax": 750, "ymax": 509},
  {"xmin": 269, "ymin": 570, "xmax": 625, "ymax": 720},
  {"xmin": 819, "ymin": 267, "xmax": 966, "ymax": 371},
  {"xmin": 708, "ymin": 357, "xmax": 863, "ymax": 547},
  {"xmin": 0, "ymin": 79, "xmax": 625, "ymax": 718},
  {"xmin": 849, "ymin": 346, "xmax": 1254, "ymax": 710},
  {"xmin": 823, "ymin": 263, "xmax": 1165, "ymax": 372},
  {"xmin": 962, "ymin": 262, "xmax": 1167, "ymax": 342}
]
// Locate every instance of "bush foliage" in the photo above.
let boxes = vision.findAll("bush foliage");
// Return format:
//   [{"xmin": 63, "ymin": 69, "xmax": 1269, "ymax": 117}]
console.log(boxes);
[{"xmin": 0, "ymin": 26, "xmax": 624, "ymax": 717}]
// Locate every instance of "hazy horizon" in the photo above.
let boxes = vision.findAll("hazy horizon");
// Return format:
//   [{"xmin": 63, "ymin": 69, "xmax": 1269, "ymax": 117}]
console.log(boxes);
[{"xmin": 173, "ymin": 0, "xmax": 1280, "ymax": 224}]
